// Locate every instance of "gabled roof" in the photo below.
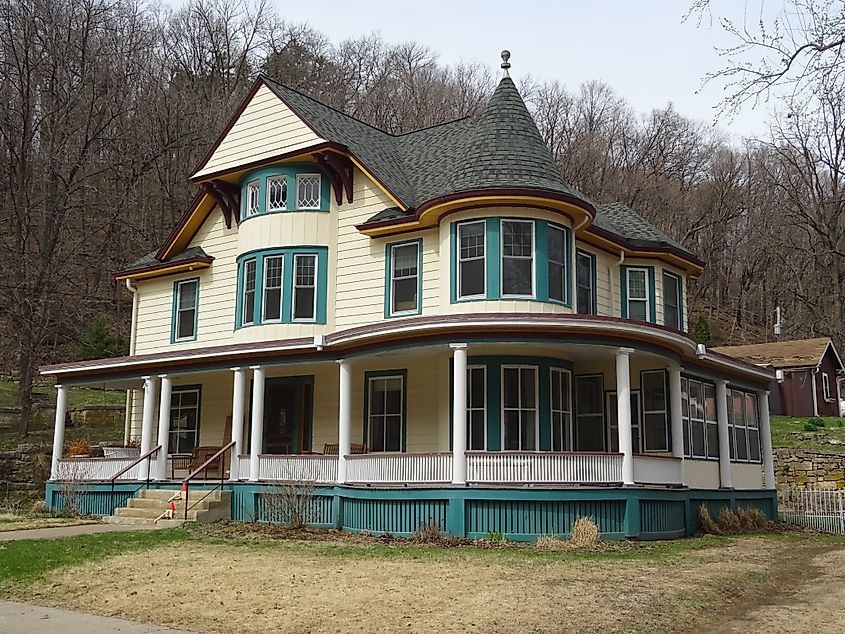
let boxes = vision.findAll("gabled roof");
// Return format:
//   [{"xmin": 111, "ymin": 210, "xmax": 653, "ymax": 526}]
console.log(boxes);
[{"xmin": 712, "ymin": 337, "xmax": 844, "ymax": 370}]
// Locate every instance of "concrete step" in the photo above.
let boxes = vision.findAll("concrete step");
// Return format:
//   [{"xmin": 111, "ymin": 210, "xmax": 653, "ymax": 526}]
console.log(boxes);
[
  {"xmin": 138, "ymin": 488, "xmax": 230, "ymax": 503},
  {"xmin": 104, "ymin": 515, "xmax": 186, "ymax": 528},
  {"xmin": 127, "ymin": 497, "xmax": 214, "ymax": 512}
]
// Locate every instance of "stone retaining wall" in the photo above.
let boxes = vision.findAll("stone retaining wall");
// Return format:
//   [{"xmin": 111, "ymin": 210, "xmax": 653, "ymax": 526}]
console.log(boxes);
[{"xmin": 774, "ymin": 449, "xmax": 845, "ymax": 489}]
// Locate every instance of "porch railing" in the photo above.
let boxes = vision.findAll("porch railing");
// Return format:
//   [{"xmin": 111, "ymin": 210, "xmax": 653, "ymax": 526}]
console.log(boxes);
[
  {"xmin": 257, "ymin": 454, "xmax": 338, "ymax": 483},
  {"xmin": 466, "ymin": 451, "xmax": 623, "ymax": 484},
  {"xmin": 55, "ymin": 457, "xmax": 143, "ymax": 481},
  {"xmin": 345, "ymin": 452, "xmax": 453, "ymax": 484},
  {"xmin": 632, "ymin": 454, "xmax": 684, "ymax": 485}
]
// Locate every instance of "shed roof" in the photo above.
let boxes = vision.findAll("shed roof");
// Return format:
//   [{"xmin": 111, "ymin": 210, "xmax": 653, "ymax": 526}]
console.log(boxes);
[{"xmin": 712, "ymin": 337, "xmax": 842, "ymax": 370}]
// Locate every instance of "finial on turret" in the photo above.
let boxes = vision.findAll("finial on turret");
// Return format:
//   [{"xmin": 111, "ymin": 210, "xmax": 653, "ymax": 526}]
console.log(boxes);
[{"xmin": 500, "ymin": 50, "xmax": 511, "ymax": 77}]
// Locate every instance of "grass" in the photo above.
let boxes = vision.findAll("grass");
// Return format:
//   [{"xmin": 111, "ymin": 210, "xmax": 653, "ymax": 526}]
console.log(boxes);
[
  {"xmin": 0, "ymin": 379, "xmax": 126, "ymax": 409},
  {"xmin": 0, "ymin": 510, "xmax": 98, "ymax": 532},
  {"xmin": 771, "ymin": 415, "xmax": 845, "ymax": 452}
]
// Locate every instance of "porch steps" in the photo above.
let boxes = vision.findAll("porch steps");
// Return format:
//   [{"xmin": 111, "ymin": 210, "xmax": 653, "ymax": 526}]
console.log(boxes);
[{"xmin": 105, "ymin": 489, "xmax": 231, "ymax": 527}]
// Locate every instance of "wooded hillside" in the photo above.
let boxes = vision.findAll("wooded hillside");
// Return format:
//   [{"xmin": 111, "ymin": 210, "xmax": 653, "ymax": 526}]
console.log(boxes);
[{"xmin": 2, "ymin": 0, "xmax": 843, "ymax": 434}]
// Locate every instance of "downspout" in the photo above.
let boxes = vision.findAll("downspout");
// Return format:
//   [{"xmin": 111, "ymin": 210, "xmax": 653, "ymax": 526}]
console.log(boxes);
[
  {"xmin": 123, "ymin": 278, "xmax": 139, "ymax": 445},
  {"xmin": 811, "ymin": 367, "xmax": 820, "ymax": 417}
]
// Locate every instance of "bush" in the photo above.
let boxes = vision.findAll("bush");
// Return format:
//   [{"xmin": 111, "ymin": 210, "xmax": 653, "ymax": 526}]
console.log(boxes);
[
  {"xmin": 411, "ymin": 522, "xmax": 443, "ymax": 544},
  {"xmin": 836, "ymin": 419, "xmax": 844, "ymax": 428},
  {"xmin": 808, "ymin": 416, "xmax": 826, "ymax": 427},
  {"xmin": 568, "ymin": 517, "xmax": 600, "ymax": 548},
  {"xmin": 736, "ymin": 506, "xmax": 768, "ymax": 530},
  {"xmin": 65, "ymin": 437, "xmax": 91, "ymax": 457},
  {"xmin": 716, "ymin": 507, "xmax": 742, "ymax": 532},
  {"xmin": 693, "ymin": 315, "xmax": 712, "ymax": 345},
  {"xmin": 535, "ymin": 535, "xmax": 567, "ymax": 552},
  {"xmin": 804, "ymin": 421, "xmax": 818, "ymax": 432},
  {"xmin": 698, "ymin": 504, "xmax": 721, "ymax": 535}
]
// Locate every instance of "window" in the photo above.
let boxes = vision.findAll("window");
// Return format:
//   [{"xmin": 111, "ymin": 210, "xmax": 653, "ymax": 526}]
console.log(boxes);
[
  {"xmin": 576, "ymin": 250, "xmax": 596, "ymax": 315},
  {"xmin": 663, "ymin": 271, "xmax": 682, "ymax": 329},
  {"xmin": 296, "ymin": 174, "xmax": 321, "ymax": 209},
  {"xmin": 292, "ymin": 254, "xmax": 317, "ymax": 321},
  {"xmin": 548, "ymin": 225, "xmax": 567, "ymax": 303},
  {"xmin": 501, "ymin": 220, "xmax": 534, "ymax": 297},
  {"xmin": 262, "ymin": 256, "xmax": 283, "ymax": 322},
  {"xmin": 575, "ymin": 375, "xmax": 604, "ymax": 451},
  {"xmin": 625, "ymin": 268, "xmax": 650, "ymax": 321},
  {"xmin": 267, "ymin": 176, "xmax": 287, "ymax": 211},
  {"xmin": 704, "ymin": 384, "xmax": 719, "ymax": 459},
  {"xmin": 607, "ymin": 392, "xmax": 641, "ymax": 453},
  {"xmin": 687, "ymin": 379, "xmax": 705, "ymax": 458},
  {"xmin": 246, "ymin": 181, "xmax": 260, "ymax": 217},
  {"xmin": 173, "ymin": 279, "xmax": 198, "ymax": 342},
  {"xmin": 642, "ymin": 370, "xmax": 669, "ymax": 452},
  {"xmin": 823, "ymin": 372, "xmax": 832, "ymax": 400},
  {"xmin": 729, "ymin": 388, "xmax": 761, "ymax": 463},
  {"xmin": 367, "ymin": 374, "xmax": 404, "ymax": 452},
  {"xmin": 502, "ymin": 366, "xmax": 537, "ymax": 450},
  {"xmin": 467, "ymin": 366, "xmax": 486, "ymax": 450},
  {"xmin": 241, "ymin": 259, "xmax": 257, "ymax": 326},
  {"xmin": 550, "ymin": 368, "xmax": 573, "ymax": 451},
  {"xmin": 458, "ymin": 221, "xmax": 486, "ymax": 298},
  {"xmin": 388, "ymin": 241, "xmax": 420, "ymax": 316},
  {"xmin": 683, "ymin": 378, "xmax": 718, "ymax": 459},
  {"xmin": 681, "ymin": 378, "xmax": 690, "ymax": 455},
  {"xmin": 168, "ymin": 387, "xmax": 200, "ymax": 455}
]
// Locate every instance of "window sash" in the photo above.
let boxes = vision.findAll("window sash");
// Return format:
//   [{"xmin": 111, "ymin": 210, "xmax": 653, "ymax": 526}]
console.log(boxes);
[
  {"xmin": 548, "ymin": 225, "xmax": 567, "ymax": 303},
  {"xmin": 368, "ymin": 376, "xmax": 404, "ymax": 452},
  {"xmin": 467, "ymin": 366, "xmax": 487, "ymax": 451},
  {"xmin": 501, "ymin": 366, "xmax": 538, "ymax": 450},
  {"xmin": 390, "ymin": 242, "xmax": 419, "ymax": 315},
  {"xmin": 458, "ymin": 221, "xmax": 486, "ymax": 299},
  {"xmin": 576, "ymin": 251, "xmax": 595, "ymax": 314},
  {"xmin": 292, "ymin": 254, "xmax": 317, "ymax": 321},
  {"xmin": 550, "ymin": 368, "xmax": 572, "ymax": 451},
  {"xmin": 641, "ymin": 370, "xmax": 669, "ymax": 452},
  {"xmin": 168, "ymin": 388, "xmax": 200, "ymax": 455},
  {"xmin": 246, "ymin": 181, "xmax": 260, "ymax": 216},
  {"xmin": 575, "ymin": 375, "xmax": 604, "ymax": 451},
  {"xmin": 296, "ymin": 174, "xmax": 321, "ymax": 209},
  {"xmin": 174, "ymin": 280, "xmax": 198, "ymax": 341},
  {"xmin": 500, "ymin": 220, "xmax": 534, "ymax": 297},
  {"xmin": 662, "ymin": 271, "xmax": 681, "ymax": 329},
  {"xmin": 242, "ymin": 259, "xmax": 257, "ymax": 326},
  {"xmin": 626, "ymin": 268, "xmax": 649, "ymax": 321},
  {"xmin": 262, "ymin": 256, "xmax": 283, "ymax": 322},
  {"xmin": 267, "ymin": 176, "xmax": 287, "ymax": 211}
]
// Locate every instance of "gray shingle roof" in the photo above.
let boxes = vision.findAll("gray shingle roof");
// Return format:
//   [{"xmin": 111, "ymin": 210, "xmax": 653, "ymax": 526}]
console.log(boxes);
[
  {"xmin": 593, "ymin": 203, "xmax": 695, "ymax": 257},
  {"xmin": 122, "ymin": 246, "xmax": 211, "ymax": 273}
]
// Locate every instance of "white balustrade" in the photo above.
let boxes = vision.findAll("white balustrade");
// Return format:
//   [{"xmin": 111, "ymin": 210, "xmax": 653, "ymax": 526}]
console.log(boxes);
[
  {"xmin": 466, "ymin": 452, "xmax": 623, "ymax": 484},
  {"xmin": 55, "ymin": 457, "xmax": 141, "ymax": 481},
  {"xmin": 257, "ymin": 455, "xmax": 338, "ymax": 483},
  {"xmin": 632, "ymin": 455, "xmax": 684, "ymax": 485},
  {"xmin": 345, "ymin": 452, "xmax": 453, "ymax": 484}
]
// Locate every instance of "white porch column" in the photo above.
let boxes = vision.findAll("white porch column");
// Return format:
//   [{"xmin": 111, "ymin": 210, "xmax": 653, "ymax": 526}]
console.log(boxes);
[
  {"xmin": 759, "ymin": 389, "xmax": 776, "ymax": 490},
  {"xmin": 668, "ymin": 364, "xmax": 686, "ymax": 485},
  {"xmin": 154, "ymin": 374, "xmax": 172, "ymax": 480},
  {"xmin": 451, "ymin": 343, "xmax": 468, "ymax": 485},
  {"xmin": 248, "ymin": 366, "xmax": 265, "ymax": 482},
  {"xmin": 337, "ymin": 359, "xmax": 352, "ymax": 484},
  {"xmin": 616, "ymin": 348, "xmax": 635, "ymax": 486},
  {"xmin": 716, "ymin": 379, "xmax": 733, "ymax": 489},
  {"xmin": 138, "ymin": 375, "xmax": 159, "ymax": 481},
  {"xmin": 49, "ymin": 385, "xmax": 69, "ymax": 480},
  {"xmin": 229, "ymin": 367, "xmax": 247, "ymax": 482}
]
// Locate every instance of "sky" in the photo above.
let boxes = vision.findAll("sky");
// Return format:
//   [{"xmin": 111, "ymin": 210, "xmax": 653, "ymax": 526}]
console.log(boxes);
[{"xmin": 261, "ymin": 0, "xmax": 778, "ymax": 138}]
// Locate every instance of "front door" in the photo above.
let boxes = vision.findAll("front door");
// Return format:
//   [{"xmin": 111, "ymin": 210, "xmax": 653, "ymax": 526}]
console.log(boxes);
[
  {"xmin": 606, "ymin": 390, "xmax": 641, "ymax": 453},
  {"xmin": 259, "ymin": 377, "xmax": 313, "ymax": 454}
]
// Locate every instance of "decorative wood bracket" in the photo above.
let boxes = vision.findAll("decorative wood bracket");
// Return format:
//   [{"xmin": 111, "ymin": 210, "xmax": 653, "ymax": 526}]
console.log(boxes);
[
  {"xmin": 203, "ymin": 180, "xmax": 241, "ymax": 229},
  {"xmin": 315, "ymin": 152, "xmax": 354, "ymax": 205}
]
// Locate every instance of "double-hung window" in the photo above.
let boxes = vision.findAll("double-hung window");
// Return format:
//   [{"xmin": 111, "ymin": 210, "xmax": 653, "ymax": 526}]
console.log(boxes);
[
  {"xmin": 576, "ymin": 250, "xmax": 596, "ymax": 314},
  {"xmin": 663, "ymin": 271, "xmax": 682, "ymax": 329},
  {"xmin": 641, "ymin": 370, "xmax": 669, "ymax": 452},
  {"xmin": 296, "ymin": 174, "xmax": 321, "ymax": 209},
  {"xmin": 575, "ymin": 375, "xmax": 604, "ymax": 451},
  {"xmin": 173, "ymin": 279, "xmax": 198, "ymax": 342},
  {"xmin": 548, "ymin": 225, "xmax": 567, "ymax": 303},
  {"xmin": 704, "ymin": 384, "xmax": 719, "ymax": 459},
  {"xmin": 246, "ymin": 181, "xmax": 260, "ymax": 217},
  {"xmin": 501, "ymin": 220, "xmax": 534, "ymax": 297},
  {"xmin": 467, "ymin": 366, "xmax": 487, "ymax": 450},
  {"xmin": 502, "ymin": 366, "xmax": 537, "ymax": 450},
  {"xmin": 292, "ymin": 254, "xmax": 317, "ymax": 321},
  {"xmin": 267, "ymin": 176, "xmax": 287, "ymax": 211},
  {"xmin": 262, "ymin": 256, "xmax": 283, "ymax": 322},
  {"xmin": 683, "ymin": 378, "xmax": 718, "ymax": 459},
  {"xmin": 168, "ymin": 387, "xmax": 200, "ymax": 455},
  {"xmin": 367, "ymin": 375, "xmax": 404, "ymax": 452},
  {"xmin": 458, "ymin": 221, "xmax": 486, "ymax": 298},
  {"xmin": 550, "ymin": 368, "xmax": 573, "ymax": 451},
  {"xmin": 389, "ymin": 242, "xmax": 420, "ymax": 315},
  {"xmin": 823, "ymin": 372, "xmax": 832, "ymax": 400},
  {"xmin": 241, "ymin": 259, "xmax": 257, "ymax": 326},
  {"xmin": 625, "ymin": 268, "xmax": 650, "ymax": 321},
  {"xmin": 729, "ymin": 389, "xmax": 761, "ymax": 462}
]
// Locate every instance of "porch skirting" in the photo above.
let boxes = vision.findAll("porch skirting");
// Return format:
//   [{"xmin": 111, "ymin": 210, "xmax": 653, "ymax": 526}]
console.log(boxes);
[{"xmin": 44, "ymin": 482, "xmax": 777, "ymax": 541}]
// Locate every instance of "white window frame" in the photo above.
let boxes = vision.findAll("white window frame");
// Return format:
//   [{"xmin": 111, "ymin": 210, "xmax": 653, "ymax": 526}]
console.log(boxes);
[
  {"xmin": 500, "ymin": 219, "xmax": 535, "ymax": 298},
  {"xmin": 292, "ymin": 253, "xmax": 318, "ymax": 322},
  {"xmin": 547, "ymin": 224, "xmax": 568, "ymax": 304},
  {"xmin": 246, "ymin": 181, "xmax": 260, "ymax": 217},
  {"xmin": 823, "ymin": 372, "xmax": 832, "ymax": 400},
  {"xmin": 261, "ymin": 255, "xmax": 284, "ymax": 323},
  {"xmin": 296, "ymin": 173, "xmax": 321, "ymax": 209},
  {"xmin": 174, "ymin": 279, "xmax": 198, "ymax": 342},
  {"xmin": 266, "ymin": 176, "xmax": 288, "ymax": 212},
  {"xmin": 500, "ymin": 365, "xmax": 539, "ymax": 451},
  {"xmin": 550, "ymin": 367, "xmax": 573, "ymax": 451},
  {"xmin": 641, "ymin": 369, "xmax": 669, "ymax": 453},
  {"xmin": 241, "ymin": 258, "xmax": 257, "ymax": 326},
  {"xmin": 466, "ymin": 365, "xmax": 487, "ymax": 451},
  {"xmin": 389, "ymin": 242, "xmax": 420, "ymax": 316},
  {"xmin": 626, "ymin": 267, "xmax": 650, "ymax": 321},
  {"xmin": 685, "ymin": 378, "xmax": 708, "ymax": 459},
  {"xmin": 457, "ymin": 220, "xmax": 486, "ymax": 300},
  {"xmin": 367, "ymin": 374, "xmax": 405, "ymax": 453},
  {"xmin": 662, "ymin": 270, "xmax": 682, "ymax": 329}
]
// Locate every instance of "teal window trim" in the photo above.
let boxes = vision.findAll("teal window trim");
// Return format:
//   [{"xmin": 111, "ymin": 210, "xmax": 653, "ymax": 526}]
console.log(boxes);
[
  {"xmin": 384, "ymin": 238, "xmax": 423, "ymax": 318},
  {"xmin": 235, "ymin": 246, "xmax": 328, "ymax": 328},
  {"xmin": 168, "ymin": 384, "xmax": 202, "ymax": 454},
  {"xmin": 662, "ymin": 270, "xmax": 684, "ymax": 331},
  {"xmin": 575, "ymin": 248, "xmax": 598, "ymax": 315},
  {"xmin": 620, "ymin": 265, "xmax": 656, "ymax": 323},
  {"xmin": 363, "ymin": 369, "xmax": 408, "ymax": 452},
  {"xmin": 239, "ymin": 163, "xmax": 331, "ymax": 220},
  {"xmin": 499, "ymin": 218, "xmax": 535, "ymax": 299},
  {"xmin": 171, "ymin": 277, "xmax": 199, "ymax": 343},
  {"xmin": 542, "ymin": 222, "xmax": 573, "ymax": 307}
]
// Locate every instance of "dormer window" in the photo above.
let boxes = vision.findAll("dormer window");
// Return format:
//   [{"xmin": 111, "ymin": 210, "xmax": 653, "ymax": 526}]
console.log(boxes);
[
  {"xmin": 267, "ymin": 176, "xmax": 287, "ymax": 211},
  {"xmin": 296, "ymin": 174, "xmax": 321, "ymax": 209},
  {"xmin": 246, "ymin": 181, "xmax": 260, "ymax": 216}
]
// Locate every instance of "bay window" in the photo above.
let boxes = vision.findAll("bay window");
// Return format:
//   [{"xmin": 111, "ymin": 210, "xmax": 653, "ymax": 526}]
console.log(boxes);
[
  {"xmin": 292, "ymin": 254, "xmax": 317, "ymax": 321},
  {"xmin": 663, "ymin": 271, "xmax": 682, "ymax": 329},
  {"xmin": 576, "ymin": 250, "xmax": 596, "ymax": 314},
  {"xmin": 548, "ymin": 225, "xmax": 567, "ymax": 303},
  {"xmin": 501, "ymin": 220, "xmax": 534, "ymax": 297},
  {"xmin": 296, "ymin": 174, "xmax": 321, "ymax": 209},
  {"xmin": 262, "ymin": 256, "xmax": 283, "ymax": 322},
  {"xmin": 458, "ymin": 221, "xmax": 486, "ymax": 299},
  {"xmin": 246, "ymin": 181, "xmax": 260, "ymax": 217},
  {"xmin": 267, "ymin": 176, "xmax": 287, "ymax": 211},
  {"xmin": 241, "ymin": 259, "xmax": 257, "ymax": 326}
]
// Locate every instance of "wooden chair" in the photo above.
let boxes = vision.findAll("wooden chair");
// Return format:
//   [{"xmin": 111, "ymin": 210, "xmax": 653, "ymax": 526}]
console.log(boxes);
[
  {"xmin": 170, "ymin": 416, "xmax": 233, "ymax": 479},
  {"xmin": 322, "ymin": 443, "xmax": 368, "ymax": 455}
]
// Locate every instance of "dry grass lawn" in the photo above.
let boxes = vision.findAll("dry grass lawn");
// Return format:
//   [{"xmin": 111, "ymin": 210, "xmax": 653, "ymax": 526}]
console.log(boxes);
[
  {"xmin": 16, "ymin": 531, "xmax": 845, "ymax": 634},
  {"xmin": 0, "ymin": 512, "xmax": 98, "ymax": 532}
]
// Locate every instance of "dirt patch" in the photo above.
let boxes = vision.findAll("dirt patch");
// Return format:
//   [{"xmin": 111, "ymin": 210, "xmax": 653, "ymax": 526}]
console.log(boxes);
[{"xmin": 18, "ymin": 535, "xmax": 842, "ymax": 634}]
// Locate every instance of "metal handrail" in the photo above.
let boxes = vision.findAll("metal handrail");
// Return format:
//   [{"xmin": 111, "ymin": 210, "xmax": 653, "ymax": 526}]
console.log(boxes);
[
  {"xmin": 108, "ymin": 444, "xmax": 162, "ymax": 512},
  {"xmin": 182, "ymin": 441, "xmax": 235, "ymax": 521}
]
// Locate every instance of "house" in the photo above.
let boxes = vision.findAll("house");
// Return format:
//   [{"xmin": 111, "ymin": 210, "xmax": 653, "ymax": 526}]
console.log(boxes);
[
  {"xmin": 713, "ymin": 337, "xmax": 844, "ymax": 418},
  {"xmin": 40, "ymin": 54, "xmax": 777, "ymax": 540}
]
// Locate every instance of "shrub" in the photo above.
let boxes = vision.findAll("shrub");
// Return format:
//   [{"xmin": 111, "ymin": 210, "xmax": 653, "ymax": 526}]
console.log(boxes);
[
  {"xmin": 693, "ymin": 315, "xmax": 712, "ymax": 346},
  {"xmin": 65, "ymin": 437, "xmax": 91, "ymax": 457},
  {"xmin": 698, "ymin": 504, "xmax": 721, "ymax": 535},
  {"xmin": 736, "ymin": 506, "xmax": 768, "ymax": 531},
  {"xmin": 836, "ymin": 419, "xmax": 844, "ymax": 428},
  {"xmin": 29, "ymin": 500, "xmax": 49, "ymax": 515},
  {"xmin": 259, "ymin": 480, "xmax": 315, "ymax": 529},
  {"xmin": 412, "ymin": 521, "xmax": 443, "ymax": 544},
  {"xmin": 804, "ymin": 421, "xmax": 818, "ymax": 432},
  {"xmin": 808, "ymin": 416, "xmax": 826, "ymax": 427},
  {"xmin": 568, "ymin": 517, "xmax": 600, "ymax": 548},
  {"xmin": 535, "ymin": 535, "xmax": 566, "ymax": 552},
  {"xmin": 716, "ymin": 508, "xmax": 742, "ymax": 532}
]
